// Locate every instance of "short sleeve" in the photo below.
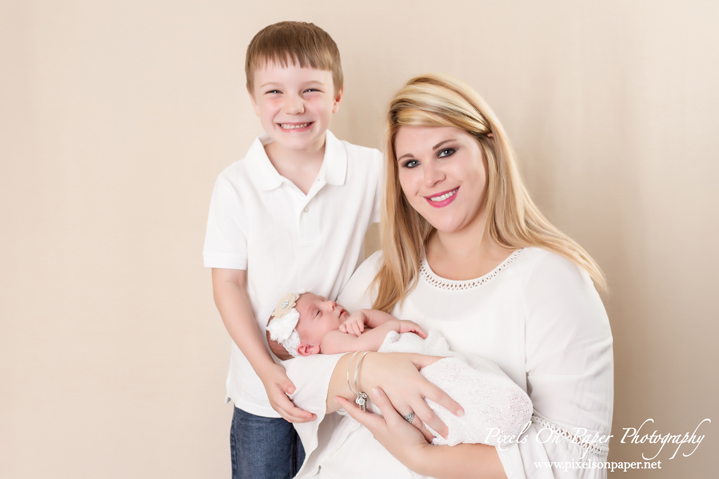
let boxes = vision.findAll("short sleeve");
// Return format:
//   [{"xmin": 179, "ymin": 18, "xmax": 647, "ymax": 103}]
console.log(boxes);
[
  {"xmin": 203, "ymin": 173, "xmax": 249, "ymax": 269},
  {"xmin": 501, "ymin": 252, "xmax": 613, "ymax": 478},
  {"xmin": 338, "ymin": 251, "xmax": 383, "ymax": 311}
]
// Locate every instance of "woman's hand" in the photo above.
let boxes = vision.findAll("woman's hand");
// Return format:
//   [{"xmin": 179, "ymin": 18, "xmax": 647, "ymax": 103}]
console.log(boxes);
[
  {"xmin": 338, "ymin": 387, "xmax": 507, "ymax": 479},
  {"xmin": 336, "ymin": 388, "xmax": 432, "ymax": 471},
  {"xmin": 358, "ymin": 353, "xmax": 463, "ymax": 438},
  {"xmin": 259, "ymin": 363, "xmax": 316, "ymax": 423}
]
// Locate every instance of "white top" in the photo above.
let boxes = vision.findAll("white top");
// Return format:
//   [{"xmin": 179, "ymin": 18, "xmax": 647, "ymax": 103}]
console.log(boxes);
[
  {"xmin": 286, "ymin": 247, "xmax": 613, "ymax": 478},
  {"xmin": 203, "ymin": 131, "xmax": 382, "ymax": 416}
]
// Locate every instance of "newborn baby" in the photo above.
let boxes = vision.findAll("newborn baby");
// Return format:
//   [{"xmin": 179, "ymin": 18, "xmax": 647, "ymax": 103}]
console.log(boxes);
[
  {"xmin": 266, "ymin": 291, "xmax": 428, "ymax": 358},
  {"xmin": 266, "ymin": 291, "xmax": 533, "ymax": 446}
]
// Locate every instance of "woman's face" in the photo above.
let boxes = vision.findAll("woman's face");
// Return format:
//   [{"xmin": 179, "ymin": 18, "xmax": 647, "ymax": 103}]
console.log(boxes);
[{"xmin": 395, "ymin": 126, "xmax": 488, "ymax": 235}]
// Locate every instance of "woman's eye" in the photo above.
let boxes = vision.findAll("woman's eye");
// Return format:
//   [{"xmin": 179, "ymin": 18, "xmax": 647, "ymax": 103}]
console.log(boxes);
[
  {"xmin": 438, "ymin": 148, "xmax": 456, "ymax": 158},
  {"xmin": 402, "ymin": 159, "xmax": 420, "ymax": 169}
]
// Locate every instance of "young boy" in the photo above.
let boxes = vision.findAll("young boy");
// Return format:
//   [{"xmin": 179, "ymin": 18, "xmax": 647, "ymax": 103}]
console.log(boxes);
[
  {"xmin": 264, "ymin": 291, "xmax": 534, "ymax": 447},
  {"xmin": 203, "ymin": 22, "xmax": 382, "ymax": 479}
]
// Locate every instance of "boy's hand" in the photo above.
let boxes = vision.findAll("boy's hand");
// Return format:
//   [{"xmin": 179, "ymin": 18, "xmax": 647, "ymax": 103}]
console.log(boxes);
[
  {"xmin": 260, "ymin": 363, "xmax": 316, "ymax": 423},
  {"xmin": 398, "ymin": 320, "xmax": 427, "ymax": 339},
  {"xmin": 339, "ymin": 311, "xmax": 367, "ymax": 337}
]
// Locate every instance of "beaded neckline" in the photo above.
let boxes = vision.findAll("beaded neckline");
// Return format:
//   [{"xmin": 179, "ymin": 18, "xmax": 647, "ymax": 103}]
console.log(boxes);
[{"xmin": 419, "ymin": 249, "xmax": 525, "ymax": 291}]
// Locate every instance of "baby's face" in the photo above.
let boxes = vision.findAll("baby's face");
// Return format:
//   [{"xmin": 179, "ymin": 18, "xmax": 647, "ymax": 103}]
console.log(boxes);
[{"xmin": 294, "ymin": 292, "xmax": 350, "ymax": 347}]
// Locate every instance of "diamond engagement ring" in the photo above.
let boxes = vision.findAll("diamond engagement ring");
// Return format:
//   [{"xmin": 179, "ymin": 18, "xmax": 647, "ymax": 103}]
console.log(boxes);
[{"xmin": 402, "ymin": 412, "xmax": 415, "ymax": 424}]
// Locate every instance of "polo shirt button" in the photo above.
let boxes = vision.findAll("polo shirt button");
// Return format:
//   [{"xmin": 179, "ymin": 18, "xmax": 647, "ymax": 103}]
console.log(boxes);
[{"xmin": 303, "ymin": 206, "xmax": 309, "ymax": 213}]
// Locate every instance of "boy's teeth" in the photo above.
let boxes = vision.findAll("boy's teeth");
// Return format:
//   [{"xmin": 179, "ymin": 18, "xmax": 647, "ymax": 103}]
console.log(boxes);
[
  {"xmin": 430, "ymin": 188, "xmax": 458, "ymax": 202},
  {"xmin": 281, "ymin": 123, "xmax": 310, "ymax": 129}
]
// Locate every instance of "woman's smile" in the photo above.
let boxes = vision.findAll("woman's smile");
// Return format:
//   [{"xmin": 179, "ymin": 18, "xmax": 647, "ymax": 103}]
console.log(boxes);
[{"xmin": 424, "ymin": 187, "xmax": 459, "ymax": 208}]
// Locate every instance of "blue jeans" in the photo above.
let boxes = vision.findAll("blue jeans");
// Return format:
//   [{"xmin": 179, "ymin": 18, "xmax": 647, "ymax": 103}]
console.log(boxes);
[{"xmin": 230, "ymin": 406, "xmax": 305, "ymax": 479}]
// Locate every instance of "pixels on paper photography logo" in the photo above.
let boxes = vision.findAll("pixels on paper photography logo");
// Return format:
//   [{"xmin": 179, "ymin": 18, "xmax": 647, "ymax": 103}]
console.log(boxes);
[{"xmin": 490, "ymin": 417, "xmax": 710, "ymax": 472}]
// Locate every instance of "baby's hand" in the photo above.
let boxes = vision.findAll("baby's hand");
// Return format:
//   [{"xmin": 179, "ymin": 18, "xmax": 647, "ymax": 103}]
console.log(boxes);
[
  {"xmin": 339, "ymin": 311, "xmax": 367, "ymax": 337},
  {"xmin": 398, "ymin": 320, "xmax": 427, "ymax": 339}
]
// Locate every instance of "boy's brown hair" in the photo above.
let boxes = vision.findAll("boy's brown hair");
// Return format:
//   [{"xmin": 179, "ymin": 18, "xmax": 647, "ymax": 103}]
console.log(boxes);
[
  {"xmin": 245, "ymin": 21, "xmax": 343, "ymax": 94},
  {"xmin": 266, "ymin": 316, "xmax": 293, "ymax": 361}
]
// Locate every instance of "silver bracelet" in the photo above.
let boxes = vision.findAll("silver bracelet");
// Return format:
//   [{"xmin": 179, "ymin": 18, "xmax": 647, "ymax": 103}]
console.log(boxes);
[
  {"xmin": 353, "ymin": 352, "xmax": 370, "ymax": 411},
  {"xmin": 346, "ymin": 351, "xmax": 361, "ymax": 397}
]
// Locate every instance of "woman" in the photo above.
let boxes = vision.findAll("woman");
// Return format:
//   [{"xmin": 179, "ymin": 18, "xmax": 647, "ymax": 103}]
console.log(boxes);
[{"xmin": 285, "ymin": 74, "xmax": 613, "ymax": 479}]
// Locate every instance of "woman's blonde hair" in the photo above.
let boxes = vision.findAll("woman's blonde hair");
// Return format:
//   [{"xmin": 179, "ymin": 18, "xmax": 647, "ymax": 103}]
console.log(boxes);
[{"xmin": 372, "ymin": 74, "xmax": 605, "ymax": 312}]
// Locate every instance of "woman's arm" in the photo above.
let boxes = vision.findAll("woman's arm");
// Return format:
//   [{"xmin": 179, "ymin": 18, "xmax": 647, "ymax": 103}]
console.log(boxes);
[
  {"xmin": 505, "ymin": 252, "xmax": 614, "ymax": 478},
  {"xmin": 284, "ymin": 351, "xmax": 464, "ymax": 478},
  {"xmin": 325, "ymin": 352, "xmax": 463, "ymax": 438}
]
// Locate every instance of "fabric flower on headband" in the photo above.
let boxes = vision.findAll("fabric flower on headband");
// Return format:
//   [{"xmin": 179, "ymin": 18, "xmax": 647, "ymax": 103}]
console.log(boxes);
[
  {"xmin": 272, "ymin": 292, "xmax": 300, "ymax": 319},
  {"xmin": 267, "ymin": 291, "xmax": 304, "ymax": 358}
]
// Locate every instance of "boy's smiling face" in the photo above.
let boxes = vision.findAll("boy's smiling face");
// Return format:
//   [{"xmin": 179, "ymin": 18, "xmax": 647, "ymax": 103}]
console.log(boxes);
[{"xmin": 249, "ymin": 61, "xmax": 343, "ymax": 156}]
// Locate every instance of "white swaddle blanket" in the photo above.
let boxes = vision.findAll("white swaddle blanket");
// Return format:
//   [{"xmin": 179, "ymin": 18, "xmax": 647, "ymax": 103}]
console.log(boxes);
[{"xmin": 371, "ymin": 330, "xmax": 533, "ymax": 446}]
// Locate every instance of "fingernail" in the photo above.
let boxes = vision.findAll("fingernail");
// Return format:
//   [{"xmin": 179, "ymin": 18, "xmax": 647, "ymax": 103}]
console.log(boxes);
[
  {"xmin": 372, "ymin": 388, "xmax": 383, "ymax": 397},
  {"xmin": 456, "ymin": 408, "xmax": 464, "ymax": 417}
]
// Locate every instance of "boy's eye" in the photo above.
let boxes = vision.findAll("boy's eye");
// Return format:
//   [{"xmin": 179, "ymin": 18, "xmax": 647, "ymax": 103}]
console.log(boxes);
[
  {"xmin": 402, "ymin": 159, "xmax": 420, "ymax": 169},
  {"xmin": 265, "ymin": 90, "xmax": 281, "ymax": 95},
  {"xmin": 438, "ymin": 148, "xmax": 456, "ymax": 158}
]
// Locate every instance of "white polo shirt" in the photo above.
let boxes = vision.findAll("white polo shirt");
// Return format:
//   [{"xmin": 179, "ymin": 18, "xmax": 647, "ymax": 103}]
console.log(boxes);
[{"xmin": 203, "ymin": 130, "xmax": 382, "ymax": 417}]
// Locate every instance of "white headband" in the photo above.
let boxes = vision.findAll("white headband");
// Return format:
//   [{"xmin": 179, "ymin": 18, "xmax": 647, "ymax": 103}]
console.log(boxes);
[{"xmin": 266, "ymin": 291, "xmax": 306, "ymax": 358}]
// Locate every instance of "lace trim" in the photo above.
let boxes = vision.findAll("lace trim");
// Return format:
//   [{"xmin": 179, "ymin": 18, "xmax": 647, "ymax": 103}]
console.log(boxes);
[
  {"xmin": 419, "ymin": 249, "xmax": 525, "ymax": 291},
  {"xmin": 531, "ymin": 415, "xmax": 610, "ymax": 456}
]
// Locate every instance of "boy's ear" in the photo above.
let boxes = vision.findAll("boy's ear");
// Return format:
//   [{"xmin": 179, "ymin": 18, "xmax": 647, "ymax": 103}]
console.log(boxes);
[
  {"xmin": 297, "ymin": 343, "xmax": 320, "ymax": 357},
  {"xmin": 332, "ymin": 87, "xmax": 344, "ymax": 114},
  {"xmin": 248, "ymin": 87, "xmax": 261, "ymax": 117}
]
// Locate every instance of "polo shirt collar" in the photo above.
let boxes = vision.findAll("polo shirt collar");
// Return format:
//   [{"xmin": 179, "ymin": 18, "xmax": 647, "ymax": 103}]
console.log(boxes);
[
  {"xmin": 245, "ymin": 130, "xmax": 347, "ymax": 191},
  {"xmin": 322, "ymin": 131, "xmax": 347, "ymax": 187}
]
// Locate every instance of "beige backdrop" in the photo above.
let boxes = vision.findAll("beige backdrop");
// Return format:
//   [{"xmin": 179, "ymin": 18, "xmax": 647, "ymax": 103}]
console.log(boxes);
[{"xmin": 2, "ymin": 0, "xmax": 717, "ymax": 477}]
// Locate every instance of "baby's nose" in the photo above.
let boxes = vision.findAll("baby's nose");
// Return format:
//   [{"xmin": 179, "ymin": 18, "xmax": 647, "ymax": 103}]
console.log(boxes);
[{"xmin": 324, "ymin": 300, "xmax": 336, "ymax": 311}]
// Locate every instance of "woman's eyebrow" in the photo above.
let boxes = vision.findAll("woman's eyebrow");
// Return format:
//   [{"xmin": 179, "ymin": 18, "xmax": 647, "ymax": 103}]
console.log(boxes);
[
  {"xmin": 433, "ymin": 139, "xmax": 456, "ymax": 150},
  {"xmin": 397, "ymin": 139, "xmax": 457, "ymax": 162}
]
